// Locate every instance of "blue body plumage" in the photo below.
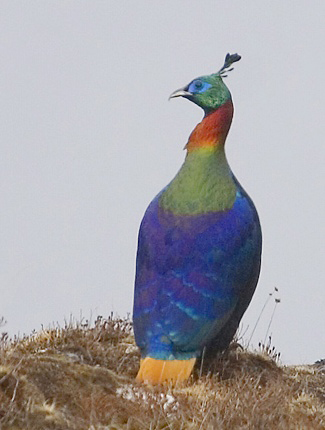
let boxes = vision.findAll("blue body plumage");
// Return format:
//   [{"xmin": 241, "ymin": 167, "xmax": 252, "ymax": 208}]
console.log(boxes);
[{"xmin": 134, "ymin": 186, "xmax": 261, "ymax": 359}]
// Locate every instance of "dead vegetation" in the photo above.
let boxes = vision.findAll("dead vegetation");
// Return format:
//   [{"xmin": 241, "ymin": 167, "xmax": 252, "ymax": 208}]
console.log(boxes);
[{"xmin": 0, "ymin": 316, "xmax": 324, "ymax": 429}]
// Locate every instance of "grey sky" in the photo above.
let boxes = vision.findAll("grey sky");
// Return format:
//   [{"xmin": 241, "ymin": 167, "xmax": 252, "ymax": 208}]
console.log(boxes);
[{"xmin": 1, "ymin": 2, "xmax": 324, "ymax": 364}]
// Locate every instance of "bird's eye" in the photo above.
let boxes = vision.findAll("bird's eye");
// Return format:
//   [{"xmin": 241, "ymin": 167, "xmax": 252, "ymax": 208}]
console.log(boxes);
[{"xmin": 188, "ymin": 79, "xmax": 211, "ymax": 94}]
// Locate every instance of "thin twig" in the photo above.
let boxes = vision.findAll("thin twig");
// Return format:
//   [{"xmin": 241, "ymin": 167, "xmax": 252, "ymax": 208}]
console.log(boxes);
[
  {"xmin": 248, "ymin": 292, "xmax": 273, "ymax": 345},
  {"xmin": 199, "ymin": 347, "xmax": 206, "ymax": 379},
  {"xmin": 263, "ymin": 299, "xmax": 280, "ymax": 346}
]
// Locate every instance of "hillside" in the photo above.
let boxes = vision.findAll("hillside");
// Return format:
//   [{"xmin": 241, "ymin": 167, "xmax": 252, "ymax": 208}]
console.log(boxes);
[{"xmin": 0, "ymin": 317, "xmax": 324, "ymax": 429}]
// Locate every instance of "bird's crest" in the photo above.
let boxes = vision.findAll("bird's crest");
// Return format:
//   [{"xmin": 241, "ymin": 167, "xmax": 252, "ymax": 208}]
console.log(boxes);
[{"xmin": 218, "ymin": 53, "xmax": 241, "ymax": 78}]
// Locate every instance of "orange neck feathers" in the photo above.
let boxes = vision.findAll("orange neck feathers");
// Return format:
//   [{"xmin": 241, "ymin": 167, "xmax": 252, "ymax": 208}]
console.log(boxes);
[{"xmin": 185, "ymin": 99, "xmax": 234, "ymax": 152}]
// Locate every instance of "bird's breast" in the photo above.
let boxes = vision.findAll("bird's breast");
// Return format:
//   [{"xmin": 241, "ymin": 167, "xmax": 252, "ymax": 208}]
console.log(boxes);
[{"xmin": 159, "ymin": 149, "xmax": 236, "ymax": 216}]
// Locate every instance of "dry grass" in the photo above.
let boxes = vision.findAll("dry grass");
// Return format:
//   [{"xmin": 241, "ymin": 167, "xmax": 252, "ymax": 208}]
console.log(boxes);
[{"xmin": 0, "ymin": 317, "xmax": 324, "ymax": 429}]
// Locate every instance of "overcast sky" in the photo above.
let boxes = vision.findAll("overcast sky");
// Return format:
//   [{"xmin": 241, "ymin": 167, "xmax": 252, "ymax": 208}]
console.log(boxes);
[{"xmin": 1, "ymin": 1, "xmax": 324, "ymax": 364}]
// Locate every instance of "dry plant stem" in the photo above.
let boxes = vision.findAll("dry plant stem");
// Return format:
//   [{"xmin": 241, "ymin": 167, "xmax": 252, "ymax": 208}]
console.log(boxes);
[
  {"xmin": 263, "ymin": 300, "xmax": 280, "ymax": 346},
  {"xmin": 248, "ymin": 292, "xmax": 272, "ymax": 345}
]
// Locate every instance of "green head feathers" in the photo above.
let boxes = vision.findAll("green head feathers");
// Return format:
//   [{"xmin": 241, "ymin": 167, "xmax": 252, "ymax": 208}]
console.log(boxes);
[{"xmin": 170, "ymin": 53, "xmax": 241, "ymax": 115}]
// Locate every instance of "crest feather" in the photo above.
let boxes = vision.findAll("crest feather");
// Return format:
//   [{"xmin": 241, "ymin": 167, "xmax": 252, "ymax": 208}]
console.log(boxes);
[{"xmin": 218, "ymin": 53, "xmax": 241, "ymax": 77}]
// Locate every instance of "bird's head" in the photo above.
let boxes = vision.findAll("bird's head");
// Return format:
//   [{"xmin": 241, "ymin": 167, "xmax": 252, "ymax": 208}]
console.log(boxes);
[{"xmin": 169, "ymin": 53, "xmax": 241, "ymax": 115}]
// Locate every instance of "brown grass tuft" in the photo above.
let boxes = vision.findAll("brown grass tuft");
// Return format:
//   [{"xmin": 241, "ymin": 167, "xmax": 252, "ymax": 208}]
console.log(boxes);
[{"xmin": 0, "ymin": 317, "xmax": 324, "ymax": 429}]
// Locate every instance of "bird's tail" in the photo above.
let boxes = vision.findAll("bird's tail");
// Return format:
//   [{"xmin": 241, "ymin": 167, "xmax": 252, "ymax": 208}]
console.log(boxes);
[{"xmin": 136, "ymin": 357, "xmax": 196, "ymax": 385}]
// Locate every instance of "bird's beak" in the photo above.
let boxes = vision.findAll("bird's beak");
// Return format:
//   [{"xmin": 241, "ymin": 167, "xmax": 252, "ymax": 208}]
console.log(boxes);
[{"xmin": 169, "ymin": 87, "xmax": 192, "ymax": 100}]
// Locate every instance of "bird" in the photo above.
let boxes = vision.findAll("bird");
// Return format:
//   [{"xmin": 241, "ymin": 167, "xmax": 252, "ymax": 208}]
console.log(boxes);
[{"xmin": 133, "ymin": 53, "xmax": 262, "ymax": 384}]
